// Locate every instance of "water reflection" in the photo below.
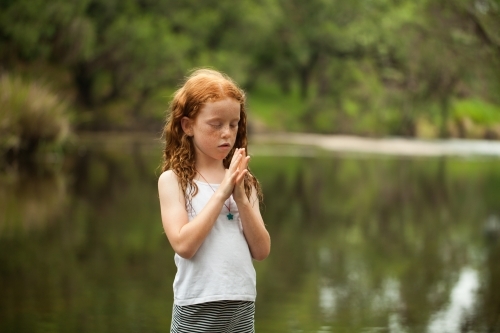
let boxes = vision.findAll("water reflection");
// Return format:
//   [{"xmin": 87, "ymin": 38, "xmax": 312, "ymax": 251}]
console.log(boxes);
[
  {"xmin": 1, "ymin": 137, "xmax": 500, "ymax": 333},
  {"xmin": 252, "ymin": 151, "xmax": 500, "ymax": 332},
  {"xmin": 428, "ymin": 268, "xmax": 479, "ymax": 333},
  {"xmin": 0, "ymin": 165, "xmax": 68, "ymax": 236}
]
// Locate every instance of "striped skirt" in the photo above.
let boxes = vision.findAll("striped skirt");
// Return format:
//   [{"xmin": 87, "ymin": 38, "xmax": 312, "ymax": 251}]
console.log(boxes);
[{"xmin": 170, "ymin": 300, "xmax": 255, "ymax": 333}]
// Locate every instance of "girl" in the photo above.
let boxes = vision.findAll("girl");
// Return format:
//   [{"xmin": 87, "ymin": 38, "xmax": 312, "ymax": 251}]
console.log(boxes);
[{"xmin": 158, "ymin": 69, "xmax": 271, "ymax": 333}]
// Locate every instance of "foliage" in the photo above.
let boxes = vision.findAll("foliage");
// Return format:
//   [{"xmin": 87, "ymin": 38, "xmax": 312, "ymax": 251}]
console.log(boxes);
[
  {"xmin": 0, "ymin": 73, "xmax": 71, "ymax": 155},
  {"xmin": 0, "ymin": 0, "xmax": 499, "ymax": 137},
  {"xmin": 454, "ymin": 98, "xmax": 500, "ymax": 125}
]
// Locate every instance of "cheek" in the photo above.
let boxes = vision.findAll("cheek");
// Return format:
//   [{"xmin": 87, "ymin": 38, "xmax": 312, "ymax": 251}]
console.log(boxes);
[{"xmin": 199, "ymin": 127, "xmax": 220, "ymax": 144}]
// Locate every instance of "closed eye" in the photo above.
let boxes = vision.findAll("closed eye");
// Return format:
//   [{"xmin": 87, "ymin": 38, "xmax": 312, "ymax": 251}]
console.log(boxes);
[{"xmin": 209, "ymin": 123, "xmax": 222, "ymax": 129}]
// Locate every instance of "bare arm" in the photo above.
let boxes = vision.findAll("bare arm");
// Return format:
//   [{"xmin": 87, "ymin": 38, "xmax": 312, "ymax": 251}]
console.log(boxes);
[
  {"xmin": 158, "ymin": 155, "xmax": 243, "ymax": 259},
  {"xmin": 235, "ymin": 187, "xmax": 271, "ymax": 261},
  {"xmin": 233, "ymin": 149, "xmax": 271, "ymax": 261}
]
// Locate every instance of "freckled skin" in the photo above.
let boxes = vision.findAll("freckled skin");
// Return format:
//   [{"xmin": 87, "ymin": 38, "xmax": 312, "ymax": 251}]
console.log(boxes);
[
  {"xmin": 188, "ymin": 98, "xmax": 241, "ymax": 163},
  {"xmin": 163, "ymin": 94, "xmax": 271, "ymax": 262}
]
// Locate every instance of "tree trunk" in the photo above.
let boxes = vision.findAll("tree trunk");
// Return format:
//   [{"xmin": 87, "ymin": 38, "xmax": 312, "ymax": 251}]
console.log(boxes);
[
  {"xmin": 278, "ymin": 71, "xmax": 291, "ymax": 95},
  {"xmin": 298, "ymin": 51, "xmax": 320, "ymax": 100},
  {"xmin": 439, "ymin": 96, "xmax": 450, "ymax": 138},
  {"xmin": 317, "ymin": 55, "xmax": 330, "ymax": 97},
  {"xmin": 132, "ymin": 88, "xmax": 151, "ymax": 119},
  {"xmin": 73, "ymin": 62, "xmax": 94, "ymax": 107},
  {"xmin": 299, "ymin": 67, "xmax": 310, "ymax": 100}
]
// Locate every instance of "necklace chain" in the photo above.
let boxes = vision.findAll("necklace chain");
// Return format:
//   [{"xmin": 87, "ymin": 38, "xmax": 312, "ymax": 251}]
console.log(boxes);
[{"xmin": 196, "ymin": 171, "xmax": 234, "ymax": 220}]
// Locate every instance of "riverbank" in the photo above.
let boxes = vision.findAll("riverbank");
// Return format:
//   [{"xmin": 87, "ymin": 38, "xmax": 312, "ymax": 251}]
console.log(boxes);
[
  {"xmin": 253, "ymin": 133, "xmax": 500, "ymax": 158},
  {"xmin": 73, "ymin": 131, "xmax": 500, "ymax": 158}
]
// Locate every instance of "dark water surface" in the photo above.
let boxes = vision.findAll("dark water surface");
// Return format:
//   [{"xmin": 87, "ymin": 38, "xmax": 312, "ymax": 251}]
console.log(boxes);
[{"xmin": 1, "ymin": 135, "xmax": 500, "ymax": 333}]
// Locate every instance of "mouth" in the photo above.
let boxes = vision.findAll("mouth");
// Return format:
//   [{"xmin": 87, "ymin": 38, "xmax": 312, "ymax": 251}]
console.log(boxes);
[{"xmin": 218, "ymin": 143, "xmax": 231, "ymax": 148}]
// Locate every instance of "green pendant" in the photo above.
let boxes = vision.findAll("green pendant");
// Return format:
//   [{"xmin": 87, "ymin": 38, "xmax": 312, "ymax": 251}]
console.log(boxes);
[{"xmin": 227, "ymin": 213, "xmax": 234, "ymax": 220}]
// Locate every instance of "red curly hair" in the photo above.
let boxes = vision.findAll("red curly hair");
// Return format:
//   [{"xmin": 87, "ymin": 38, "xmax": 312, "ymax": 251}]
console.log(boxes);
[{"xmin": 161, "ymin": 68, "xmax": 262, "ymax": 209}]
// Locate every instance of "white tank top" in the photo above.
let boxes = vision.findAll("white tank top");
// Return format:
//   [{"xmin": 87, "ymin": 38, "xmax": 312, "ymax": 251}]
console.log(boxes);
[{"xmin": 172, "ymin": 180, "xmax": 256, "ymax": 306}]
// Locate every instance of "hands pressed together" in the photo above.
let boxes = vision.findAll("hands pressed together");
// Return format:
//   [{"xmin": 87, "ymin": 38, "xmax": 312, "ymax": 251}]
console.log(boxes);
[
  {"xmin": 219, "ymin": 148, "xmax": 251, "ymax": 204},
  {"xmin": 158, "ymin": 146, "xmax": 268, "ymax": 260}
]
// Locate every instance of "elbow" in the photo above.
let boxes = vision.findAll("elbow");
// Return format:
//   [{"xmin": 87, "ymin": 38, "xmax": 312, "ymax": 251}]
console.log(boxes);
[
  {"xmin": 252, "ymin": 243, "xmax": 271, "ymax": 262},
  {"xmin": 177, "ymin": 251, "xmax": 195, "ymax": 260},
  {"xmin": 173, "ymin": 243, "xmax": 198, "ymax": 260},
  {"xmin": 252, "ymin": 250, "xmax": 270, "ymax": 261},
  {"xmin": 176, "ymin": 249, "xmax": 196, "ymax": 260},
  {"xmin": 252, "ymin": 253, "xmax": 269, "ymax": 262},
  {"xmin": 167, "ymin": 232, "xmax": 200, "ymax": 259},
  {"xmin": 253, "ymin": 234, "xmax": 271, "ymax": 261}
]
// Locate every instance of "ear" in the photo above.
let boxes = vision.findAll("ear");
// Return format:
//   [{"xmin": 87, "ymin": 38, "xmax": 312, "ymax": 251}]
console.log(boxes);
[{"xmin": 181, "ymin": 116, "xmax": 194, "ymax": 136}]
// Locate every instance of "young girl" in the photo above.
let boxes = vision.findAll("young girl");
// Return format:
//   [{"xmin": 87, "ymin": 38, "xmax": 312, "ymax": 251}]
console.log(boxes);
[{"xmin": 158, "ymin": 69, "xmax": 271, "ymax": 332}]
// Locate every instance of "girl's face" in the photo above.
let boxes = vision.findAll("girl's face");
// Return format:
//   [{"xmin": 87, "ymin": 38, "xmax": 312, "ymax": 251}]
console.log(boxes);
[{"xmin": 182, "ymin": 98, "xmax": 241, "ymax": 164}]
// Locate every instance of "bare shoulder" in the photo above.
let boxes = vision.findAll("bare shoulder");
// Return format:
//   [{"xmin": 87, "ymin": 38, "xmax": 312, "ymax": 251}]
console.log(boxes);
[
  {"xmin": 158, "ymin": 170, "xmax": 181, "ymax": 199},
  {"xmin": 158, "ymin": 169, "xmax": 178, "ymax": 188},
  {"xmin": 158, "ymin": 170, "xmax": 185, "ymax": 210}
]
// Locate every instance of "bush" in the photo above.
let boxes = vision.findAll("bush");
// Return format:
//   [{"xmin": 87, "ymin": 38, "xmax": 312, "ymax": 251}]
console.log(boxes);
[
  {"xmin": 453, "ymin": 99, "xmax": 500, "ymax": 126},
  {"xmin": 0, "ymin": 74, "xmax": 71, "ymax": 155}
]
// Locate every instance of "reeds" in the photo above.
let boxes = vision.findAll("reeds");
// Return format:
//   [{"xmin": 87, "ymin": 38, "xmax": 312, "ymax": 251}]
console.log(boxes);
[{"xmin": 0, "ymin": 73, "xmax": 71, "ymax": 156}]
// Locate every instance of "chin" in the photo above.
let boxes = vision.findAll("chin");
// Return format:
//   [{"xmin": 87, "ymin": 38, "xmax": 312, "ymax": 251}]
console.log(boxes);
[{"xmin": 214, "ymin": 153, "xmax": 228, "ymax": 161}]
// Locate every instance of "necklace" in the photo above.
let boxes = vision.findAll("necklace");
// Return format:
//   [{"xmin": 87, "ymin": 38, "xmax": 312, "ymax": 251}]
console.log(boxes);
[{"xmin": 197, "ymin": 171, "xmax": 234, "ymax": 220}]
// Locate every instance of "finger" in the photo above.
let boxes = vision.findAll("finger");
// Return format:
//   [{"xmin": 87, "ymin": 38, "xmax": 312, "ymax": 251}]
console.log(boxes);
[
  {"xmin": 226, "ymin": 170, "xmax": 239, "ymax": 187},
  {"xmin": 242, "ymin": 155, "xmax": 250, "ymax": 170},
  {"xmin": 221, "ymin": 170, "xmax": 238, "ymax": 195},
  {"xmin": 229, "ymin": 148, "xmax": 242, "ymax": 168},
  {"xmin": 238, "ymin": 148, "xmax": 247, "ymax": 169},
  {"xmin": 235, "ymin": 150, "xmax": 249, "ymax": 182},
  {"xmin": 235, "ymin": 169, "xmax": 248, "ymax": 184},
  {"xmin": 228, "ymin": 151, "xmax": 242, "ymax": 172},
  {"xmin": 236, "ymin": 156, "xmax": 249, "ymax": 177}
]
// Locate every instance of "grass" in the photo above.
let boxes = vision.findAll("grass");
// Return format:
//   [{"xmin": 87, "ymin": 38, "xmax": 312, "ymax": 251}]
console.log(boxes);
[
  {"xmin": 453, "ymin": 98, "xmax": 500, "ymax": 126},
  {"xmin": 0, "ymin": 73, "xmax": 71, "ymax": 155},
  {"xmin": 246, "ymin": 83, "xmax": 307, "ymax": 132}
]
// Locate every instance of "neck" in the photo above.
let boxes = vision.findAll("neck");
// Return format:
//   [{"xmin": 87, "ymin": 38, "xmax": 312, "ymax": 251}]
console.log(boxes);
[{"xmin": 195, "ymin": 161, "xmax": 226, "ymax": 183}]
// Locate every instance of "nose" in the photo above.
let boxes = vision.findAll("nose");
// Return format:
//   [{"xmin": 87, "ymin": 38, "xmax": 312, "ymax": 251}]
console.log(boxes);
[{"xmin": 221, "ymin": 125, "xmax": 231, "ymax": 138}]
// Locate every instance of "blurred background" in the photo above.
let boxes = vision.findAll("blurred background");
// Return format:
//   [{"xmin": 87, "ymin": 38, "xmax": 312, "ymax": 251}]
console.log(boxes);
[{"xmin": 1, "ymin": 0, "xmax": 500, "ymax": 332}]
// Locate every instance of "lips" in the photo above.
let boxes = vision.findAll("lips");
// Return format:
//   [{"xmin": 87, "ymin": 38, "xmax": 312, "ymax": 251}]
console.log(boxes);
[{"xmin": 218, "ymin": 143, "xmax": 231, "ymax": 148}]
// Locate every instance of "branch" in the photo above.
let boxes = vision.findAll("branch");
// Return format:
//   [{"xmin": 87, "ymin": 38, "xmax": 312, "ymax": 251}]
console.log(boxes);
[{"xmin": 465, "ymin": 8, "xmax": 500, "ymax": 54}]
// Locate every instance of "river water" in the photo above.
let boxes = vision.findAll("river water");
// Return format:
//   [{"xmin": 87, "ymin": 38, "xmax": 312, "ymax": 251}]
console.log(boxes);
[{"xmin": 1, "ymin": 134, "xmax": 499, "ymax": 333}]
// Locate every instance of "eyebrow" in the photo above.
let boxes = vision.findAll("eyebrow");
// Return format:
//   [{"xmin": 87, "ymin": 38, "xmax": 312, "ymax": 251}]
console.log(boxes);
[{"xmin": 206, "ymin": 116, "xmax": 240, "ymax": 122}]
